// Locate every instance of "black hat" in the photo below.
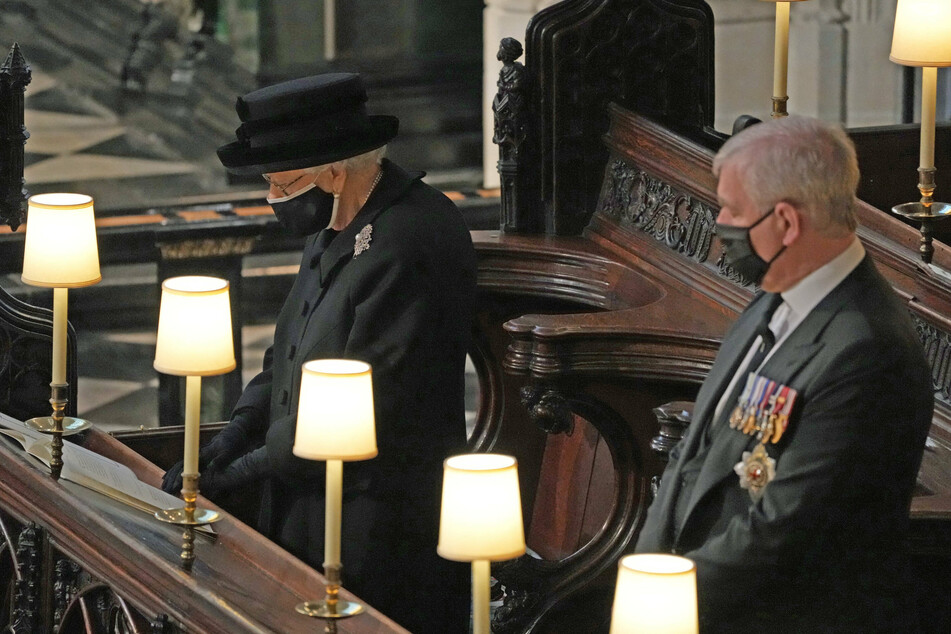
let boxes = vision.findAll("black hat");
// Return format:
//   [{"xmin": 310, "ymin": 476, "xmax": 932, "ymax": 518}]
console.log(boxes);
[{"xmin": 217, "ymin": 73, "xmax": 399, "ymax": 175}]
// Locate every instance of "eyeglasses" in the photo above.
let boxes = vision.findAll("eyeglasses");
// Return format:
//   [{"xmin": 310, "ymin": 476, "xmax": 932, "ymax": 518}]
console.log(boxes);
[{"xmin": 262, "ymin": 172, "xmax": 309, "ymax": 197}]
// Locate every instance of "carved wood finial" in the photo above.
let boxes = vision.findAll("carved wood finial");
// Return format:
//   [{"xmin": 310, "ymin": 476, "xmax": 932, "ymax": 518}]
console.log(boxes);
[
  {"xmin": 493, "ymin": 37, "xmax": 529, "ymax": 233},
  {"xmin": 1, "ymin": 43, "xmax": 31, "ymax": 85},
  {"xmin": 0, "ymin": 42, "xmax": 32, "ymax": 231}
]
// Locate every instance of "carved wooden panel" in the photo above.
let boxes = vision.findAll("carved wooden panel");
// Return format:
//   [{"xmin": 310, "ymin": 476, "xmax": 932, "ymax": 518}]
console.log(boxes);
[
  {"xmin": 0, "ymin": 285, "xmax": 78, "ymax": 420},
  {"xmin": 0, "ymin": 512, "xmax": 178, "ymax": 633},
  {"xmin": 597, "ymin": 159, "xmax": 717, "ymax": 264},
  {"xmin": 509, "ymin": 0, "xmax": 716, "ymax": 236}
]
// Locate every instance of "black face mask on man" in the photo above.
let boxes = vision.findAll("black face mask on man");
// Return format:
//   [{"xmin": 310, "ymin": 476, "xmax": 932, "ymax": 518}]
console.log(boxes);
[
  {"xmin": 715, "ymin": 206, "xmax": 786, "ymax": 286},
  {"xmin": 267, "ymin": 179, "xmax": 340, "ymax": 237}
]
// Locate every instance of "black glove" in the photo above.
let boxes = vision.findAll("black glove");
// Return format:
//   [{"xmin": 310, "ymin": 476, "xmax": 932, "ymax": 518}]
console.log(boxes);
[
  {"xmin": 200, "ymin": 446, "xmax": 270, "ymax": 499},
  {"xmin": 161, "ymin": 411, "xmax": 263, "ymax": 494}
]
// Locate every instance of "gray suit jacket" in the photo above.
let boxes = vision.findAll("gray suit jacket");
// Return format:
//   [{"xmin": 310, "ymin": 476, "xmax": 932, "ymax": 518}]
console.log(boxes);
[{"xmin": 636, "ymin": 256, "xmax": 932, "ymax": 633}]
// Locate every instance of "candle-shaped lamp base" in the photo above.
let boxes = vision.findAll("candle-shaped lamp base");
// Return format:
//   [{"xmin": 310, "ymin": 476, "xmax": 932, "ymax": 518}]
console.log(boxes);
[
  {"xmin": 154, "ymin": 473, "xmax": 220, "ymax": 572},
  {"xmin": 296, "ymin": 458, "xmax": 364, "ymax": 620},
  {"xmin": 25, "ymin": 382, "xmax": 84, "ymax": 480},
  {"xmin": 472, "ymin": 559, "xmax": 491, "ymax": 634},
  {"xmin": 295, "ymin": 562, "xmax": 364, "ymax": 619},
  {"xmin": 891, "ymin": 201, "xmax": 951, "ymax": 263},
  {"xmin": 770, "ymin": 1, "xmax": 791, "ymax": 118}
]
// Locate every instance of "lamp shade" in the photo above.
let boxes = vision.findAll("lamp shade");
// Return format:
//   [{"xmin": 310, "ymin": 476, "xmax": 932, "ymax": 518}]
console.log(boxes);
[
  {"xmin": 153, "ymin": 276, "xmax": 236, "ymax": 376},
  {"xmin": 890, "ymin": 0, "xmax": 951, "ymax": 67},
  {"xmin": 293, "ymin": 359, "xmax": 378, "ymax": 461},
  {"xmin": 22, "ymin": 193, "xmax": 101, "ymax": 287},
  {"xmin": 610, "ymin": 554, "xmax": 699, "ymax": 634},
  {"xmin": 438, "ymin": 453, "xmax": 526, "ymax": 562}
]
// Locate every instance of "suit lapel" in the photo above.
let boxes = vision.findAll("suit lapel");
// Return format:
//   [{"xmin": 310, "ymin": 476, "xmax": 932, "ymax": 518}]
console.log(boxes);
[
  {"xmin": 677, "ymin": 294, "xmax": 775, "ymax": 463},
  {"xmin": 643, "ymin": 294, "xmax": 777, "ymax": 546},
  {"xmin": 316, "ymin": 160, "xmax": 422, "ymax": 287},
  {"xmin": 675, "ymin": 259, "xmax": 874, "ymax": 542}
]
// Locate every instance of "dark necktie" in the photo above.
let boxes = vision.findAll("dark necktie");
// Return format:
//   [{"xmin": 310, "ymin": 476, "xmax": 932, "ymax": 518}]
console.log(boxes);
[{"xmin": 704, "ymin": 292, "xmax": 784, "ymax": 444}]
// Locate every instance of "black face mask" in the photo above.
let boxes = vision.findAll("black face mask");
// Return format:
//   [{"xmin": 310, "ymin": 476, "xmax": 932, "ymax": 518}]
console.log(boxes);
[
  {"xmin": 716, "ymin": 207, "xmax": 786, "ymax": 286},
  {"xmin": 267, "ymin": 184, "xmax": 337, "ymax": 237}
]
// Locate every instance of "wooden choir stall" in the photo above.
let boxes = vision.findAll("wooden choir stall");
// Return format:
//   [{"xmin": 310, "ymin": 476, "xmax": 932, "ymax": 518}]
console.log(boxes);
[{"xmin": 2, "ymin": 1, "xmax": 951, "ymax": 632}]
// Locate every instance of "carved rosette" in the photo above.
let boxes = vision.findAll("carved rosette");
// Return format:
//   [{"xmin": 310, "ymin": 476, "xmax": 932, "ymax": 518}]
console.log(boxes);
[
  {"xmin": 598, "ymin": 160, "xmax": 716, "ymax": 264},
  {"xmin": 521, "ymin": 386, "xmax": 575, "ymax": 435}
]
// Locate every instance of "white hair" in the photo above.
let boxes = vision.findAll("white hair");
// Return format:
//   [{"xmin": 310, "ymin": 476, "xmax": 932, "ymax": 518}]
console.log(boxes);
[
  {"xmin": 713, "ymin": 116, "xmax": 859, "ymax": 234},
  {"xmin": 304, "ymin": 145, "xmax": 387, "ymax": 175}
]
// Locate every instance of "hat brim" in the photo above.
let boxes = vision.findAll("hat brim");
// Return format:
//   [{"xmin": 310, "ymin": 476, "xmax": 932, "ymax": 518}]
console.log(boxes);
[{"xmin": 217, "ymin": 115, "xmax": 398, "ymax": 175}]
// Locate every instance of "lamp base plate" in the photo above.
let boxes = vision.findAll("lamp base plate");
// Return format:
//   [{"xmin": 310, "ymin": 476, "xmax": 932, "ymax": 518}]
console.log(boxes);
[
  {"xmin": 295, "ymin": 600, "xmax": 364, "ymax": 619},
  {"xmin": 891, "ymin": 201, "xmax": 951, "ymax": 220},
  {"xmin": 25, "ymin": 416, "xmax": 92, "ymax": 436},
  {"xmin": 154, "ymin": 507, "xmax": 221, "ymax": 526}
]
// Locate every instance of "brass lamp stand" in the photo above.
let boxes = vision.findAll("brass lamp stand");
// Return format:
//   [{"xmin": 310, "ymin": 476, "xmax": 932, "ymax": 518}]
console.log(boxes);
[
  {"xmin": 889, "ymin": 1, "xmax": 951, "ymax": 264},
  {"xmin": 294, "ymin": 459, "xmax": 364, "ymax": 618},
  {"xmin": 20, "ymin": 194, "xmax": 101, "ymax": 480},
  {"xmin": 154, "ymin": 473, "xmax": 220, "ymax": 571},
  {"xmin": 291, "ymin": 359, "xmax": 378, "ymax": 626},
  {"xmin": 891, "ymin": 164, "xmax": 951, "ymax": 264},
  {"xmin": 152, "ymin": 277, "xmax": 236, "ymax": 571}
]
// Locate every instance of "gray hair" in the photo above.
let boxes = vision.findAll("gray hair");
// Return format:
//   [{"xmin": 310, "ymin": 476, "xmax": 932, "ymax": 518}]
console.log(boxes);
[
  {"xmin": 305, "ymin": 146, "xmax": 387, "ymax": 175},
  {"xmin": 712, "ymin": 116, "xmax": 859, "ymax": 234}
]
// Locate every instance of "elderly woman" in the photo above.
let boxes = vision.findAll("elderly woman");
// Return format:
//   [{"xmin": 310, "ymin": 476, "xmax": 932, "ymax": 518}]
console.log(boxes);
[{"xmin": 163, "ymin": 73, "xmax": 475, "ymax": 633}]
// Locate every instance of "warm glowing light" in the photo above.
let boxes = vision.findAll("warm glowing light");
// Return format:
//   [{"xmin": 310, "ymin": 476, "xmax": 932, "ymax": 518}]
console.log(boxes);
[
  {"xmin": 890, "ymin": 0, "xmax": 951, "ymax": 67},
  {"xmin": 293, "ymin": 359, "xmax": 378, "ymax": 461},
  {"xmin": 610, "ymin": 554, "xmax": 699, "ymax": 633},
  {"xmin": 438, "ymin": 454, "xmax": 526, "ymax": 562},
  {"xmin": 22, "ymin": 193, "xmax": 101, "ymax": 288},
  {"xmin": 153, "ymin": 276, "xmax": 236, "ymax": 376}
]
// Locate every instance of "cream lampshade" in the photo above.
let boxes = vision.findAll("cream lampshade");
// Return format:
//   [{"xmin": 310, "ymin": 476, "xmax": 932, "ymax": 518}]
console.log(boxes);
[
  {"xmin": 438, "ymin": 453, "xmax": 525, "ymax": 634},
  {"xmin": 154, "ymin": 276, "xmax": 237, "ymax": 377},
  {"xmin": 610, "ymin": 554, "xmax": 699, "ymax": 634},
  {"xmin": 293, "ymin": 359, "xmax": 378, "ymax": 461},
  {"xmin": 293, "ymin": 358, "xmax": 377, "ymax": 622},
  {"xmin": 152, "ymin": 276, "xmax": 234, "ymax": 572},
  {"xmin": 22, "ymin": 193, "xmax": 101, "ymax": 288},
  {"xmin": 438, "ymin": 453, "xmax": 526, "ymax": 562},
  {"xmin": 154, "ymin": 276, "xmax": 235, "ymax": 477},
  {"xmin": 20, "ymin": 193, "xmax": 102, "ymax": 479},
  {"xmin": 890, "ymin": 0, "xmax": 951, "ymax": 67},
  {"xmin": 888, "ymin": 0, "xmax": 951, "ymax": 263}
]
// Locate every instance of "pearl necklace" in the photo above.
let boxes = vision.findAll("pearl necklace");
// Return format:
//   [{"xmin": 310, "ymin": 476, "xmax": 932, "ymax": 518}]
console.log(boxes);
[{"xmin": 363, "ymin": 168, "xmax": 384, "ymax": 206}]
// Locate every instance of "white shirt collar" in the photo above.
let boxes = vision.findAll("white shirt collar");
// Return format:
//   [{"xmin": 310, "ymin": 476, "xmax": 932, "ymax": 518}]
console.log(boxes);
[{"xmin": 779, "ymin": 237, "xmax": 865, "ymax": 324}]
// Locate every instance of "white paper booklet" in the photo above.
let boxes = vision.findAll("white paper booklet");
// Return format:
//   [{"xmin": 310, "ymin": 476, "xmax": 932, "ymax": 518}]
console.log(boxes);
[{"xmin": 0, "ymin": 412, "xmax": 213, "ymax": 534}]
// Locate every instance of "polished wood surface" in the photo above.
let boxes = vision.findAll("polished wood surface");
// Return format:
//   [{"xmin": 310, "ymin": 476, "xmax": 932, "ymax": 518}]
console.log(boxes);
[
  {"xmin": 0, "ymin": 429, "xmax": 407, "ymax": 633},
  {"xmin": 472, "ymin": 103, "xmax": 951, "ymax": 632}
]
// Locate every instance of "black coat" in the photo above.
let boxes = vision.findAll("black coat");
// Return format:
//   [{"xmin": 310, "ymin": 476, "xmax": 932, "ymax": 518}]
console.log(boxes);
[
  {"xmin": 637, "ymin": 256, "xmax": 933, "ymax": 633},
  {"xmin": 232, "ymin": 160, "xmax": 476, "ymax": 632}
]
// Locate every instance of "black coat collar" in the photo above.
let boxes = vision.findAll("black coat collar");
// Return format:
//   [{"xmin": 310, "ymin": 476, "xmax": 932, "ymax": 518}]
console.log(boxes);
[{"xmin": 317, "ymin": 160, "xmax": 423, "ymax": 287}]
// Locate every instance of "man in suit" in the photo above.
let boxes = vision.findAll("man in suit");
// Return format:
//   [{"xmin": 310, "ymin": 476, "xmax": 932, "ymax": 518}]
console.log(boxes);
[
  {"xmin": 162, "ymin": 73, "xmax": 475, "ymax": 632},
  {"xmin": 635, "ymin": 116, "xmax": 933, "ymax": 633}
]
